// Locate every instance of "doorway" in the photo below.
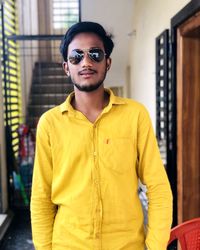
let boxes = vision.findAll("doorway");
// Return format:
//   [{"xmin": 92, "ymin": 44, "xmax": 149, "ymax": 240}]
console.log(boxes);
[{"xmin": 176, "ymin": 11, "xmax": 200, "ymax": 224}]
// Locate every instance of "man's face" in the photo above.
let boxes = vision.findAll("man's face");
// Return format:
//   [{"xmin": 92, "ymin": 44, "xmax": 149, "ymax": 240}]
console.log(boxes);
[{"xmin": 63, "ymin": 32, "xmax": 111, "ymax": 92}]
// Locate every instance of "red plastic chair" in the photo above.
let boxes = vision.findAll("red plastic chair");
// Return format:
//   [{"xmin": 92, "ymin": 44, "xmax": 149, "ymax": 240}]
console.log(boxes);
[{"xmin": 168, "ymin": 217, "xmax": 200, "ymax": 249}]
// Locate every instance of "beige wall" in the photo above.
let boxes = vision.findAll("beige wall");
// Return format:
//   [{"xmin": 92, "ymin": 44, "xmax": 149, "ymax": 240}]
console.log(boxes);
[{"xmin": 129, "ymin": 0, "xmax": 190, "ymax": 128}]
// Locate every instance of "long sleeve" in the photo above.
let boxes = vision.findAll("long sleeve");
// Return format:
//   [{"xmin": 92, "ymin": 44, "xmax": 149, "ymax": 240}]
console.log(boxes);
[
  {"xmin": 137, "ymin": 107, "xmax": 173, "ymax": 250},
  {"xmin": 31, "ymin": 114, "xmax": 57, "ymax": 250}
]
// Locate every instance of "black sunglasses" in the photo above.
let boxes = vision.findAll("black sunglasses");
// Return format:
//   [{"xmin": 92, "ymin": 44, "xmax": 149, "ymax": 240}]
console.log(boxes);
[{"xmin": 68, "ymin": 48, "xmax": 106, "ymax": 65}]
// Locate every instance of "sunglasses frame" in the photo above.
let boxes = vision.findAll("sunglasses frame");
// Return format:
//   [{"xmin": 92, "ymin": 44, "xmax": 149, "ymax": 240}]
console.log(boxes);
[{"xmin": 67, "ymin": 48, "xmax": 107, "ymax": 65}]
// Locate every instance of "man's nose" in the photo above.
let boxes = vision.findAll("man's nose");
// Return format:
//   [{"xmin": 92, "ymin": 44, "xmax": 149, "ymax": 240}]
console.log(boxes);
[{"xmin": 81, "ymin": 53, "xmax": 93, "ymax": 67}]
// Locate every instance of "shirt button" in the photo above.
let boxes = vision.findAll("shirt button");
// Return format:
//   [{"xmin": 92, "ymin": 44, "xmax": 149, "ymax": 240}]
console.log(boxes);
[{"xmin": 93, "ymin": 151, "xmax": 97, "ymax": 156}]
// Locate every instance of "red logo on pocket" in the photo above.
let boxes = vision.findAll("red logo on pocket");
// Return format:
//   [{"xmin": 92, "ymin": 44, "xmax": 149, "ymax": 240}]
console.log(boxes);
[{"xmin": 105, "ymin": 139, "xmax": 110, "ymax": 144}]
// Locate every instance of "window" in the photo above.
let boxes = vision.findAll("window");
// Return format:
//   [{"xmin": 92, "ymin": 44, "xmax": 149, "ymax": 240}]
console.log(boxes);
[{"xmin": 53, "ymin": 0, "xmax": 80, "ymax": 29}]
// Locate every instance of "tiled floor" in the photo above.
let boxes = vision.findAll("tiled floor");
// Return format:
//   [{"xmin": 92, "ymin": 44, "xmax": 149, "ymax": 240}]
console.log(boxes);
[{"xmin": 0, "ymin": 209, "xmax": 34, "ymax": 250}]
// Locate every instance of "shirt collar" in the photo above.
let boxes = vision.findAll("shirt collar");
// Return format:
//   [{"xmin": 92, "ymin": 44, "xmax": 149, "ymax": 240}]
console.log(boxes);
[{"xmin": 60, "ymin": 88, "xmax": 126, "ymax": 114}]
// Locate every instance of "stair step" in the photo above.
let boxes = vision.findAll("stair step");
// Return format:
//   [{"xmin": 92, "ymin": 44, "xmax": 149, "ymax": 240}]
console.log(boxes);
[
  {"xmin": 28, "ymin": 105, "xmax": 55, "ymax": 117},
  {"xmin": 34, "ymin": 67, "xmax": 65, "ymax": 76},
  {"xmin": 31, "ymin": 83, "xmax": 73, "ymax": 94},
  {"xmin": 30, "ymin": 93, "xmax": 68, "ymax": 105},
  {"xmin": 35, "ymin": 62, "xmax": 62, "ymax": 68},
  {"xmin": 26, "ymin": 61, "xmax": 74, "ymax": 128},
  {"xmin": 33, "ymin": 75, "xmax": 70, "ymax": 84}
]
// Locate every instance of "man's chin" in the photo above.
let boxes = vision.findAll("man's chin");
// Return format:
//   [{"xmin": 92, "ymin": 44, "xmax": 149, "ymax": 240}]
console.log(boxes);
[{"xmin": 74, "ymin": 81, "xmax": 103, "ymax": 92}]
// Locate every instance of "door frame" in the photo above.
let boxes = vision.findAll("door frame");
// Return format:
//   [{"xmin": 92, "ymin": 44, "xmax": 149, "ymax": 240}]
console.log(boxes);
[{"xmin": 169, "ymin": 0, "xmax": 200, "ymax": 225}]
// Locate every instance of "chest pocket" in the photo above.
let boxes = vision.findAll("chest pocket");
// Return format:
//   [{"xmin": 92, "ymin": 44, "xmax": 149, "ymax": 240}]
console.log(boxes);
[{"xmin": 100, "ymin": 137, "xmax": 134, "ymax": 174}]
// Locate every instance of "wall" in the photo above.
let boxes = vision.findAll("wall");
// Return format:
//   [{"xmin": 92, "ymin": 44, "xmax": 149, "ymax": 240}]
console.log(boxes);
[
  {"xmin": 81, "ymin": 0, "xmax": 135, "ymax": 93},
  {"xmin": 130, "ymin": 0, "xmax": 190, "ymax": 127}
]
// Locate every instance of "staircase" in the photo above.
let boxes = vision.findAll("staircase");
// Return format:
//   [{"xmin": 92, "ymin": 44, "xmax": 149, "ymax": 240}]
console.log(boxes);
[{"xmin": 27, "ymin": 62, "xmax": 74, "ymax": 129}]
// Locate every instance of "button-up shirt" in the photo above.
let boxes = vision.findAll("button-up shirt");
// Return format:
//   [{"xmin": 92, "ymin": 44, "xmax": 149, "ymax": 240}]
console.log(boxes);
[{"xmin": 31, "ymin": 89, "xmax": 172, "ymax": 250}]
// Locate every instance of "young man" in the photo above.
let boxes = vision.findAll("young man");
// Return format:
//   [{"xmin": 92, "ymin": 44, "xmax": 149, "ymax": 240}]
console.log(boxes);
[{"xmin": 31, "ymin": 21, "xmax": 173, "ymax": 250}]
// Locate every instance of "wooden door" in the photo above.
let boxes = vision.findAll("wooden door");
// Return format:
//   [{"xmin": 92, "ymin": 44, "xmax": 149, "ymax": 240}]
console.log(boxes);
[{"xmin": 177, "ymin": 11, "xmax": 200, "ymax": 224}]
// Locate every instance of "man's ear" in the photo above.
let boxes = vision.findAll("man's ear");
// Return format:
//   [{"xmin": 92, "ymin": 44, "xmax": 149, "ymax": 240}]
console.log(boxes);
[
  {"xmin": 106, "ymin": 58, "xmax": 112, "ymax": 71},
  {"xmin": 63, "ymin": 61, "xmax": 70, "ymax": 76}
]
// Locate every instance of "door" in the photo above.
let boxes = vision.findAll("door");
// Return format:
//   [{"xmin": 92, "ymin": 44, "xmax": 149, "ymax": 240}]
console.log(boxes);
[{"xmin": 177, "ymin": 11, "xmax": 200, "ymax": 224}]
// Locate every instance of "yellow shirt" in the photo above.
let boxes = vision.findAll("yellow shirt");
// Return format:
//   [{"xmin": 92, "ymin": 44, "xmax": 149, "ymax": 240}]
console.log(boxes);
[{"xmin": 31, "ymin": 89, "xmax": 172, "ymax": 250}]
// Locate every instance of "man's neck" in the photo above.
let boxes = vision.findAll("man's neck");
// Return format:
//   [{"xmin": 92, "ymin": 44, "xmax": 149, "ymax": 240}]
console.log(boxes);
[{"xmin": 72, "ymin": 86, "xmax": 109, "ymax": 123}]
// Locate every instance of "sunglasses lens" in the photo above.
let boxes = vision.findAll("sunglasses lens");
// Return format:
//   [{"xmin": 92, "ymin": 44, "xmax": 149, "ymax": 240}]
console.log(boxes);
[
  {"xmin": 68, "ymin": 48, "xmax": 106, "ymax": 64},
  {"xmin": 88, "ymin": 48, "xmax": 105, "ymax": 62},
  {"xmin": 68, "ymin": 50, "xmax": 83, "ymax": 65}
]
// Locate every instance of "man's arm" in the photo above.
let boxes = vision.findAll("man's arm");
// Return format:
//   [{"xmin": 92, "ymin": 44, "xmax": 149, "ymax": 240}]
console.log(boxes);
[
  {"xmin": 31, "ymin": 114, "xmax": 57, "ymax": 250},
  {"xmin": 137, "ymin": 106, "xmax": 173, "ymax": 250}
]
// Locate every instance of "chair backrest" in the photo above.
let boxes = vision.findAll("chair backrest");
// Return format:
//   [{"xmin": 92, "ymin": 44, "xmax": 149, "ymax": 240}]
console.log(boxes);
[{"xmin": 168, "ymin": 217, "xmax": 200, "ymax": 250}]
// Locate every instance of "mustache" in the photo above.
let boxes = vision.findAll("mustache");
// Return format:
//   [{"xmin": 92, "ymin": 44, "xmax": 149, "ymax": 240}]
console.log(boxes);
[{"xmin": 78, "ymin": 69, "xmax": 97, "ymax": 75}]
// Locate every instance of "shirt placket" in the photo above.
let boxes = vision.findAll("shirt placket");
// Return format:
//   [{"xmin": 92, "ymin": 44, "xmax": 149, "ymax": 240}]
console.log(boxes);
[{"xmin": 92, "ymin": 123, "xmax": 103, "ymax": 250}]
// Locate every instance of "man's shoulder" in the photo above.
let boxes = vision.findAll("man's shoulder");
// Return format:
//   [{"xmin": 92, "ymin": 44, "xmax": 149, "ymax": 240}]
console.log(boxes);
[{"xmin": 38, "ymin": 104, "xmax": 63, "ymax": 125}]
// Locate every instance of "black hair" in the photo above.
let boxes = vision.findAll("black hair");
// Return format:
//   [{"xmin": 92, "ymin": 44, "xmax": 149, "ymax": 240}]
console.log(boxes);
[{"xmin": 60, "ymin": 21, "xmax": 114, "ymax": 62}]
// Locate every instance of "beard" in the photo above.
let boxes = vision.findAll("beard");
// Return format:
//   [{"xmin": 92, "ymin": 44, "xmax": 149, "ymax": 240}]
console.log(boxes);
[
  {"xmin": 70, "ymin": 70, "xmax": 107, "ymax": 93},
  {"xmin": 73, "ymin": 80, "xmax": 103, "ymax": 92}
]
